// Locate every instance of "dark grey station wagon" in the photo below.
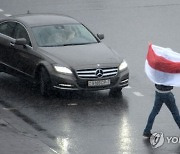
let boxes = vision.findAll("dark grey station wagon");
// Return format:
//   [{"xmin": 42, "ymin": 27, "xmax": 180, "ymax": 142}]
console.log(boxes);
[{"xmin": 0, "ymin": 13, "xmax": 129, "ymax": 96}]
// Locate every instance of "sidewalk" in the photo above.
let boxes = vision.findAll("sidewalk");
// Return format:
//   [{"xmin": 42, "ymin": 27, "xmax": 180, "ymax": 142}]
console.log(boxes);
[{"xmin": 0, "ymin": 104, "xmax": 56, "ymax": 154}]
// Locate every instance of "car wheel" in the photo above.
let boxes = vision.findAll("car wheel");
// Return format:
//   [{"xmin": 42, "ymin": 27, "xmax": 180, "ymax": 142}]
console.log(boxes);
[
  {"xmin": 39, "ymin": 67, "xmax": 52, "ymax": 96},
  {"xmin": 109, "ymin": 87, "xmax": 122, "ymax": 97}
]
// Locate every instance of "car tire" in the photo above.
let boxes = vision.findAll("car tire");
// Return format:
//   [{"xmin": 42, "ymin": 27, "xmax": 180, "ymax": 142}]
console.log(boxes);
[
  {"xmin": 109, "ymin": 87, "xmax": 122, "ymax": 97},
  {"xmin": 39, "ymin": 67, "xmax": 52, "ymax": 96}
]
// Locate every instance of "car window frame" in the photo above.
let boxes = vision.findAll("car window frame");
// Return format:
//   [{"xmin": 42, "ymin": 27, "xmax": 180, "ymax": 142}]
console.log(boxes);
[
  {"xmin": 0, "ymin": 21, "xmax": 17, "ymax": 38},
  {"xmin": 13, "ymin": 21, "xmax": 33, "ymax": 48},
  {"xmin": 0, "ymin": 20, "xmax": 33, "ymax": 49}
]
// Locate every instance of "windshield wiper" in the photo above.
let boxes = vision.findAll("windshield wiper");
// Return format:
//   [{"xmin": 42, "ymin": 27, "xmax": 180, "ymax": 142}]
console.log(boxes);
[
  {"xmin": 63, "ymin": 43, "xmax": 83, "ymax": 46},
  {"xmin": 41, "ymin": 42, "xmax": 97, "ymax": 47},
  {"xmin": 42, "ymin": 44, "xmax": 64, "ymax": 47},
  {"xmin": 63, "ymin": 42, "xmax": 96, "ymax": 46}
]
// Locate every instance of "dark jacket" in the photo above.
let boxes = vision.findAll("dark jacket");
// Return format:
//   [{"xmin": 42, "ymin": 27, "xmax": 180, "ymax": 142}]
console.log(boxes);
[{"xmin": 155, "ymin": 84, "xmax": 173, "ymax": 91}]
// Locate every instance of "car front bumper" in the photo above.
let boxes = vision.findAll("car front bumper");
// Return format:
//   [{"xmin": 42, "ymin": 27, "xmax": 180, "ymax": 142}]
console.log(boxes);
[{"xmin": 50, "ymin": 68, "xmax": 129, "ymax": 91}]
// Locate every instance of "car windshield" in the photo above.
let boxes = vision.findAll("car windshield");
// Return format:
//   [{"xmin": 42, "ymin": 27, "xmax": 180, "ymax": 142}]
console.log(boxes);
[{"xmin": 32, "ymin": 24, "xmax": 98, "ymax": 47}]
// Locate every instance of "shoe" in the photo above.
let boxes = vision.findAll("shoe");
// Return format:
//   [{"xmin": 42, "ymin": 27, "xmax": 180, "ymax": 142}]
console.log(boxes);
[{"xmin": 143, "ymin": 132, "xmax": 152, "ymax": 138}]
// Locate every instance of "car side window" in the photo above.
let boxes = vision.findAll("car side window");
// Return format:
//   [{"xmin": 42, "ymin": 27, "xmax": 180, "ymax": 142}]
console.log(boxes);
[
  {"xmin": 0, "ymin": 22, "xmax": 16, "ymax": 38},
  {"xmin": 14, "ymin": 23, "xmax": 32, "ymax": 47}
]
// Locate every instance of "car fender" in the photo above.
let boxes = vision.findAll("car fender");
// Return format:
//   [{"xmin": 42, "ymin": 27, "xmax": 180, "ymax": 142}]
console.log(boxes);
[{"xmin": 33, "ymin": 61, "xmax": 53, "ymax": 81}]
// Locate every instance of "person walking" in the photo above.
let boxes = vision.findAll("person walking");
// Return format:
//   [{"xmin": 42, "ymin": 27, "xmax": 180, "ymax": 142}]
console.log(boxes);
[{"xmin": 143, "ymin": 84, "xmax": 180, "ymax": 138}]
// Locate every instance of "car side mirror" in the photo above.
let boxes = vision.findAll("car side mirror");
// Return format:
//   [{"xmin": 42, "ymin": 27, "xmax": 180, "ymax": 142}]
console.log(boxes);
[
  {"xmin": 15, "ymin": 38, "xmax": 27, "ymax": 45},
  {"xmin": 97, "ymin": 34, "xmax": 104, "ymax": 40}
]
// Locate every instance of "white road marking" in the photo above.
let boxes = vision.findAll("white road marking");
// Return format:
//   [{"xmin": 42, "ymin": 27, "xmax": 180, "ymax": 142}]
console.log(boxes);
[
  {"xmin": 3, "ymin": 107, "xmax": 16, "ymax": 111},
  {"xmin": 0, "ymin": 9, "xmax": 4, "ymax": 12},
  {"xmin": 4, "ymin": 14, "xmax": 12, "ymax": 17},
  {"xmin": 133, "ymin": 92, "xmax": 144, "ymax": 97},
  {"xmin": 50, "ymin": 148, "xmax": 59, "ymax": 154},
  {"xmin": 67, "ymin": 103, "xmax": 78, "ymax": 106}
]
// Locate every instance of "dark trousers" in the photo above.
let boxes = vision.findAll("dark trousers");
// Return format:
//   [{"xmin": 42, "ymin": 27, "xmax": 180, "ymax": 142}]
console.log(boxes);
[{"xmin": 144, "ymin": 91, "xmax": 180, "ymax": 133}]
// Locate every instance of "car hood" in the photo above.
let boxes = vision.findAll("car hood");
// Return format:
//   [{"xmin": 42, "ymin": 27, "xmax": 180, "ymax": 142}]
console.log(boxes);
[{"xmin": 39, "ymin": 43, "xmax": 122, "ymax": 68}]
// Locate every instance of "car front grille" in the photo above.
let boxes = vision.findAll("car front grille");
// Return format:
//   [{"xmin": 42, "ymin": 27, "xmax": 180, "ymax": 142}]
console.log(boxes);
[{"xmin": 76, "ymin": 67, "xmax": 118, "ymax": 79}]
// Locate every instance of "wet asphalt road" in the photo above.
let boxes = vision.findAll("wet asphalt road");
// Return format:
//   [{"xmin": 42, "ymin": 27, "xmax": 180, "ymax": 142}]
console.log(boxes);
[{"xmin": 0, "ymin": 0, "xmax": 180, "ymax": 153}]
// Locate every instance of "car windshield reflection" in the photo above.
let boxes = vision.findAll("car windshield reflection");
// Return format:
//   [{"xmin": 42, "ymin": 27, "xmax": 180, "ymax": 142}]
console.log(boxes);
[{"xmin": 32, "ymin": 24, "xmax": 98, "ymax": 47}]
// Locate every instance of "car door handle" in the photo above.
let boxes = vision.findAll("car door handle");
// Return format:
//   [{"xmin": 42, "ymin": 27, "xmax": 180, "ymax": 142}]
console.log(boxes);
[{"xmin": 10, "ymin": 42, "xmax": 15, "ymax": 47}]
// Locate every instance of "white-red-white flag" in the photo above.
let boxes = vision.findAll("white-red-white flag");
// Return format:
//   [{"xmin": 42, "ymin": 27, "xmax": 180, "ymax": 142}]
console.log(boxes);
[{"xmin": 145, "ymin": 44, "xmax": 180, "ymax": 86}]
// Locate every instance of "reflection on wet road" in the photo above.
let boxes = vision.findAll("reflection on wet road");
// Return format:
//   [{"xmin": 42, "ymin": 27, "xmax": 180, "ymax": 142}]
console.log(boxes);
[
  {"xmin": 0, "ymin": 73, "xmax": 179, "ymax": 153},
  {"xmin": 0, "ymin": 73, "xmax": 131, "ymax": 153}
]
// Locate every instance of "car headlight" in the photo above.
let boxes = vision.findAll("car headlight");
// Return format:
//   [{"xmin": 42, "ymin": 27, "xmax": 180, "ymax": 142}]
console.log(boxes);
[
  {"xmin": 119, "ymin": 60, "xmax": 128, "ymax": 71},
  {"xmin": 54, "ymin": 65, "xmax": 72, "ymax": 74}
]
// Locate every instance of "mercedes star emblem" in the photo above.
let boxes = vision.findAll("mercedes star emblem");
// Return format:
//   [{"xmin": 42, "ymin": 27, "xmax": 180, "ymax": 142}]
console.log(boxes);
[{"xmin": 95, "ymin": 69, "xmax": 103, "ymax": 78}]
